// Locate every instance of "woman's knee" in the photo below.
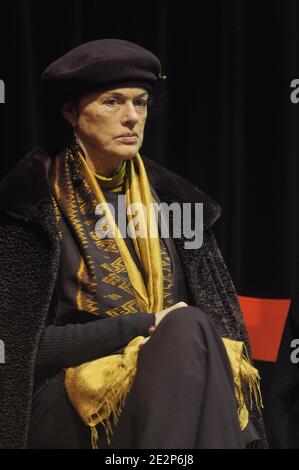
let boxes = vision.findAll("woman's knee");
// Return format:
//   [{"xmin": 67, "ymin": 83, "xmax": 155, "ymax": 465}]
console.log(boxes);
[{"xmin": 158, "ymin": 306, "xmax": 216, "ymax": 340}]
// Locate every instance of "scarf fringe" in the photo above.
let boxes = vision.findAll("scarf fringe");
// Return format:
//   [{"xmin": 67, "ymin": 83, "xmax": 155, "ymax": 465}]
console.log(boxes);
[
  {"xmin": 90, "ymin": 375, "xmax": 135, "ymax": 449},
  {"xmin": 222, "ymin": 338, "xmax": 263, "ymax": 431},
  {"xmin": 240, "ymin": 347, "xmax": 263, "ymax": 412},
  {"xmin": 89, "ymin": 389, "xmax": 130, "ymax": 449},
  {"xmin": 65, "ymin": 336, "xmax": 144, "ymax": 449}
]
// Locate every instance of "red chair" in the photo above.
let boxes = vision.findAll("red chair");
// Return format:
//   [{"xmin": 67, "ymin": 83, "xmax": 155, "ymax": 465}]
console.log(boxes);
[{"xmin": 238, "ymin": 296, "xmax": 291, "ymax": 362}]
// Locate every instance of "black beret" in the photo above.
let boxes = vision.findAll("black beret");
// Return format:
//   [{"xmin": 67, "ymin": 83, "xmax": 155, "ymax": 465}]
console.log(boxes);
[{"xmin": 41, "ymin": 39, "xmax": 165, "ymax": 101}]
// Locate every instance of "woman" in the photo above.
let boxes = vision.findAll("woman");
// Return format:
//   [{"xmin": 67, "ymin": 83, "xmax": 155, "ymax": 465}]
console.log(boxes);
[{"xmin": 0, "ymin": 39, "xmax": 265, "ymax": 449}]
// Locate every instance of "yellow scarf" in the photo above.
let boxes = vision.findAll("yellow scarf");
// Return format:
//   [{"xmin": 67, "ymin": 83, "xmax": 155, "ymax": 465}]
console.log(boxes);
[
  {"xmin": 64, "ymin": 153, "xmax": 263, "ymax": 448},
  {"xmin": 80, "ymin": 153, "xmax": 163, "ymax": 314},
  {"xmin": 222, "ymin": 338, "xmax": 263, "ymax": 431}
]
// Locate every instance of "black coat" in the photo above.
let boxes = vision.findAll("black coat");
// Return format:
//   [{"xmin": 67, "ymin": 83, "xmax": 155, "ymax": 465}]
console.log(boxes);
[{"xmin": 0, "ymin": 148, "xmax": 266, "ymax": 448}]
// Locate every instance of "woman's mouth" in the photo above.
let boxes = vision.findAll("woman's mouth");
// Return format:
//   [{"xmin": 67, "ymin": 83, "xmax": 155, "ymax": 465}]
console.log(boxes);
[{"xmin": 116, "ymin": 134, "xmax": 138, "ymax": 144}]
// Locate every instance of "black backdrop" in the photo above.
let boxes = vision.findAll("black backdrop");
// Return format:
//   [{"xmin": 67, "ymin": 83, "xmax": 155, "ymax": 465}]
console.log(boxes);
[{"xmin": 1, "ymin": 0, "xmax": 299, "ymax": 445}]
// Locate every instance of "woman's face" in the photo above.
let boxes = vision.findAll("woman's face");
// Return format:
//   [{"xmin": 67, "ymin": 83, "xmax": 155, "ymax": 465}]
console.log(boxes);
[{"xmin": 63, "ymin": 87, "xmax": 149, "ymax": 168}]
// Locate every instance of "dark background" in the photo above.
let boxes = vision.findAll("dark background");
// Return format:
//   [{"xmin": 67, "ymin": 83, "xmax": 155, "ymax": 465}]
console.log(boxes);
[{"xmin": 1, "ymin": 0, "xmax": 299, "ymax": 446}]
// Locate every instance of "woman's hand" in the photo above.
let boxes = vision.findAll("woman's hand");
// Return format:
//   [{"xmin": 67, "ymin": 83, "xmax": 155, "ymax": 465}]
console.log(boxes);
[
  {"xmin": 139, "ymin": 302, "xmax": 188, "ymax": 351},
  {"xmin": 154, "ymin": 301, "xmax": 188, "ymax": 328}
]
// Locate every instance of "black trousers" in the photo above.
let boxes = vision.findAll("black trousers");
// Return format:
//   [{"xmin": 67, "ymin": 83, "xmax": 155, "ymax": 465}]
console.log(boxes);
[{"xmin": 28, "ymin": 307, "xmax": 245, "ymax": 449}]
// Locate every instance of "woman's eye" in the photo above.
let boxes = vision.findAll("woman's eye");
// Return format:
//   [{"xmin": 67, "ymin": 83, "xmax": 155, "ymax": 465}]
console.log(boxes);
[
  {"xmin": 135, "ymin": 99, "xmax": 147, "ymax": 107},
  {"xmin": 105, "ymin": 98, "xmax": 120, "ymax": 106}
]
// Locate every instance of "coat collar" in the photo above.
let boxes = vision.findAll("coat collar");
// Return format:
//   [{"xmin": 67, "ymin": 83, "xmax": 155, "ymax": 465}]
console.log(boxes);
[
  {"xmin": 142, "ymin": 156, "xmax": 221, "ymax": 228},
  {"xmin": 0, "ymin": 147, "xmax": 53, "ymax": 222},
  {"xmin": 0, "ymin": 147, "xmax": 221, "ymax": 228}
]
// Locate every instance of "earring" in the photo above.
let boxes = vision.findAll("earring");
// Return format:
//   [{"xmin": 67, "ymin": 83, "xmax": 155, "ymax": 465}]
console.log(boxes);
[
  {"xmin": 72, "ymin": 130, "xmax": 84, "ymax": 156},
  {"xmin": 70, "ymin": 130, "xmax": 84, "ymax": 184}
]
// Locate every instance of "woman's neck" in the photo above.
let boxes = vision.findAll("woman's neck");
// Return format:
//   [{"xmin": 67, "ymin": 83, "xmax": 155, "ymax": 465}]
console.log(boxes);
[
  {"xmin": 76, "ymin": 135, "xmax": 121, "ymax": 177},
  {"xmin": 85, "ymin": 153, "xmax": 121, "ymax": 177}
]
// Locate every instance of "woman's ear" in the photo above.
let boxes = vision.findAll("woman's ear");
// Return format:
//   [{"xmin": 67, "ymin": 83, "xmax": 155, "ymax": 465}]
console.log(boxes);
[{"xmin": 62, "ymin": 102, "xmax": 78, "ymax": 127}]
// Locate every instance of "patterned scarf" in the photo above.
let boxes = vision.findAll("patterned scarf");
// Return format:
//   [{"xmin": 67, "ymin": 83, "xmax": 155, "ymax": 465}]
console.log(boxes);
[
  {"xmin": 50, "ymin": 146, "xmax": 176, "ymax": 321},
  {"xmin": 50, "ymin": 145, "xmax": 176, "ymax": 446}
]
